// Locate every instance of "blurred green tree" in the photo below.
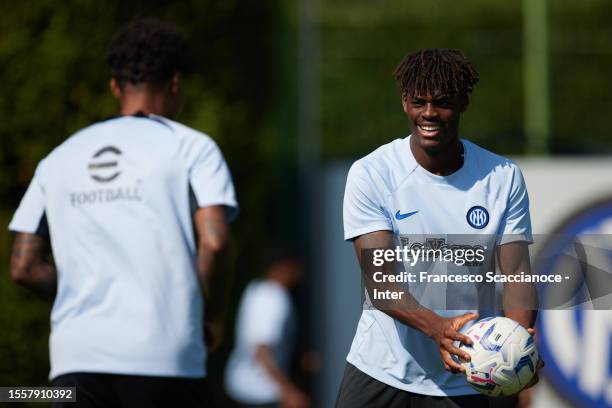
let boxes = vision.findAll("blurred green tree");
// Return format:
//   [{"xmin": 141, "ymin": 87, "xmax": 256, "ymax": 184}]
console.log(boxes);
[
  {"xmin": 0, "ymin": 2, "xmax": 288, "ymax": 402},
  {"xmin": 318, "ymin": 0, "xmax": 612, "ymax": 157}
]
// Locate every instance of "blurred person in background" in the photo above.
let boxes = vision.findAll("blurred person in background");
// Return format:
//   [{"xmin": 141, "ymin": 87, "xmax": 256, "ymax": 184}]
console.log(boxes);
[
  {"xmin": 336, "ymin": 48, "xmax": 541, "ymax": 408},
  {"xmin": 8, "ymin": 18, "xmax": 237, "ymax": 407},
  {"xmin": 225, "ymin": 250, "xmax": 310, "ymax": 408}
]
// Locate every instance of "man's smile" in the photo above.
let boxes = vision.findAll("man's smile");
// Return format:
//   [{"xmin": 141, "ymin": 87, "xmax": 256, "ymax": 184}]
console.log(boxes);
[{"xmin": 417, "ymin": 123, "xmax": 443, "ymax": 137}]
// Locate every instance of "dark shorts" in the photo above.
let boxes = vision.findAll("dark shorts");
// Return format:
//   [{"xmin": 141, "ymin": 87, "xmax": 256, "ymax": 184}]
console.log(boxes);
[
  {"xmin": 51, "ymin": 372, "xmax": 210, "ymax": 408},
  {"xmin": 232, "ymin": 403, "xmax": 278, "ymax": 408},
  {"xmin": 335, "ymin": 363, "xmax": 518, "ymax": 408}
]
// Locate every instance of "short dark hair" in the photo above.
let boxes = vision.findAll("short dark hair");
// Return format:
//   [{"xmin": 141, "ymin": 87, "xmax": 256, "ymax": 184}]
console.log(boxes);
[
  {"xmin": 393, "ymin": 48, "xmax": 479, "ymax": 99},
  {"xmin": 106, "ymin": 18, "xmax": 192, "ymax": 86}
]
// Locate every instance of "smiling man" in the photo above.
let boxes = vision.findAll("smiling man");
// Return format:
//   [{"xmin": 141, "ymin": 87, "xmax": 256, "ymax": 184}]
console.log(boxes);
[{"xmin": 336, "ymin": 49, "xmax": 540, "ymax": 407}]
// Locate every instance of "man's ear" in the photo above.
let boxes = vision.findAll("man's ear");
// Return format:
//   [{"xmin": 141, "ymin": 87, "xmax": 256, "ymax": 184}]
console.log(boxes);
[
  {"xmin": 170, "ymin": 72, "xmax": 181, "ymax": 95},
  {"xmin": 401, "ymin": 95, "xmax": 409, "ymax": 113},
  {"xmin": 109, "ymin": 78, "xmax": 122, "ymax": 99}
]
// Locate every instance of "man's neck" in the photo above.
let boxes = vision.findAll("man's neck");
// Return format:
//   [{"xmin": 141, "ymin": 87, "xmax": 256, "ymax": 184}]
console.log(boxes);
[
  {"xmin": 266, "ymin": 272, "xmax": 294, "ymax": 290},
  {"xmin": 119, "ymin": 94, "xmax": 165, "ymax": 117},
  {"xmin": 118, "ymin": 84, "xmax": 174, "ymax": 117},
  {"xmin": 410, "ymin": 137, "xmax": 464, "ymax": 176}
]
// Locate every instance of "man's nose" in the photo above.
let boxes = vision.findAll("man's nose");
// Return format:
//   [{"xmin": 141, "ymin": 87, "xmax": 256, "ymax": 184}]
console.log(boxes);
[{"xmin": 422, "ymin": 103, "xmax": 437, "ymax": 119}]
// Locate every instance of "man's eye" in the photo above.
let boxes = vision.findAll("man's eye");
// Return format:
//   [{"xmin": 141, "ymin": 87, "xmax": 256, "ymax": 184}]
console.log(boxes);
[
  {"xmin": 436, "ymin": 100, "xmax": 450, "ymax": 107},
  {"xmin": 411, "ymin": 100, "xmax": 424, "ymax": 106}
]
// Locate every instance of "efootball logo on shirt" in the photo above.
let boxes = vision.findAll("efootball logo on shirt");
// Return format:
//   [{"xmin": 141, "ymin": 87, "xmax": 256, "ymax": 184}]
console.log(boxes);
[
  {"xmin": 88, "ymin": 146, "xmax": 122, "ymax": 183},
  {"xmin": 69, "ymin": 145, "xmax": 142, "ymax": 207}
]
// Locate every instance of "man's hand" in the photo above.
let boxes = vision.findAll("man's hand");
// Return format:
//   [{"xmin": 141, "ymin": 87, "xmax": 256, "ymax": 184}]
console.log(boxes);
[
  {"xmin": 429, "ymin": 312, "xmax": 479, "ymax": 373},
  {"xmin": 194, "ymin": 206, "xmax": 231, "ymax": 351},
  {"xmin": 516, "ymin": 327, "xmax": 544, "ymax": 405},
  {"xmin": 280, "ymin": 385, "xmax": 310, "ymax": 408},
  {"xmin": 523, "ymin": 327, "xmax": 545, "ymax": 388},
  {"xmin": 254, "ymin": 345, "xmax": 310, "ymax": 408}
]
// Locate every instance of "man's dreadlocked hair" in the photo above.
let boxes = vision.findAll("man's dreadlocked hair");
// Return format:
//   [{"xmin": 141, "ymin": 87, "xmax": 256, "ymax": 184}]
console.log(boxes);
[
  {"xmin": 393, "ymin": 49, "xmax": 479, "ymax": 99},
  {"xmin": 106, "ymin": 18, "xmax": 192, "ymax": 86}
]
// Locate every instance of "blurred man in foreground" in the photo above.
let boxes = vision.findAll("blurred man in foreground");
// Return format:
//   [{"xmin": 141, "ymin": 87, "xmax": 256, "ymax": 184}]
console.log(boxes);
[
  {"xmin": 9, "ymin": 18, "xmax": 237, "ymax": 407},
  {"xmin": 225, "ymin": 251, "xmax": 309, "ymax": 408}
]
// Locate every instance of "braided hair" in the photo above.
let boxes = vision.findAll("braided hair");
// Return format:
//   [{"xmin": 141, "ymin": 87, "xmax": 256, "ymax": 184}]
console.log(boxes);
[
  {"xmin": 393, "ymin": 49, "xmax": 479, "ymax": 99},
  {"xmin": 106, "ymin": 18, "xmax": 192, "ymax": 87}
]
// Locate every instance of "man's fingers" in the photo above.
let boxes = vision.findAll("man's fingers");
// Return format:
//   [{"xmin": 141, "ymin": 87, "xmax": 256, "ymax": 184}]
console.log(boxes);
[
  {"xmin": 441, "ymin": 348, "xmax": 466, "ymax": 372},
  {"xmin": 525, "ymin": 373, "xmax": 539, "ymax": 389},
  {"xmin": 455, "ymin": 312, "xmax": 479, "ymax": 329},
  {"xmin": 446, "ymin": 329, "xmax": 473, "ymax": 346},
  {"xmin": 444, "ymin": 342, "xmax": 471, "ymax": 362},
  {"xmin": 519, "ymin": 359, "xmax": 544, "ymax": 391}
]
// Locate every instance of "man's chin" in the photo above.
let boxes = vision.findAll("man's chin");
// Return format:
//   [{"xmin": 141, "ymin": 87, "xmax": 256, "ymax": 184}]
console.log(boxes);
[{"xmin": 415, "ymin": 135, "xmax": 445, "ymax": 153}]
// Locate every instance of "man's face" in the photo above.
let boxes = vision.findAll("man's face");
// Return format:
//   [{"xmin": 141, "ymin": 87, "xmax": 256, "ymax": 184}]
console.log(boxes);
[
  {"xmin": 274, "ymin": 258, "xmax": 303, "ymax": 289},
  {"xmin": 402, "ymin": 93, "xmax": 467, "ymax": 153}
]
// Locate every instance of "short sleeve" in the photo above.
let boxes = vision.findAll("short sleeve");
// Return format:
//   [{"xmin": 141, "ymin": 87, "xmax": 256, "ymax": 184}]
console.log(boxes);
[
  {"xmin": 242, "ymin": 285, "xmax": 290, "ymax": 346},
  {"xmin": 9, "ymin": 162, "xmax": 47, "ymax": 234},
  {"xmin": 189, "ymin": 140, "xmax": 238, "ymax": 222},
  {"xmin": 343, "ymin": 161, "xmax": 393, "ymax": 241},
  {"xmin": 497, "ymin": 164, "xmax": 533, "ymax": 245}
]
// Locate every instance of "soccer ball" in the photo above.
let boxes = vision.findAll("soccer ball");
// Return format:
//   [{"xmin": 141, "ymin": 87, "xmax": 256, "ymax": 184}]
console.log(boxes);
[{"xmin": 458, "ymin": 316, "xmax": 538, "ymax": 396}]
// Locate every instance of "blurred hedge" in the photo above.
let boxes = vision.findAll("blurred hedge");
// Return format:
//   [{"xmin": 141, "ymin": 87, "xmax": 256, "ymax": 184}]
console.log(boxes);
[{"xmin": 319, "ymin": 0, "xmax": 612, "ymax": 157}]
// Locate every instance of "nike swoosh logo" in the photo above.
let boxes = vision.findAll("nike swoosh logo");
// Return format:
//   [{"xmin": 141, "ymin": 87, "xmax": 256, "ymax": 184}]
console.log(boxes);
[{"xmin": 395, "ymin": 210, "xmax": 419, "ymax": 220}]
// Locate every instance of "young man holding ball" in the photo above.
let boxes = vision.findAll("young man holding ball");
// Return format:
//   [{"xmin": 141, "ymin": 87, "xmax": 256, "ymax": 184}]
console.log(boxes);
[{"xmin": 337, "ymin": 49, "xmax": 542, "ymax": 408}]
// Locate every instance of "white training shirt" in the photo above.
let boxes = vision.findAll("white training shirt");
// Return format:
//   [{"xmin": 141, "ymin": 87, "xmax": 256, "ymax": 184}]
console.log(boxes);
[
  {"xmin": 9, "ymin": 114, "xmax": 238, "ymax": 380},
  {"xmin": 225, "ymin": 280, "xmax": 295, "ymax": 404},
  {"xmin": 343, "ymin": 136, "xmax": 532, "ymax": 396}
]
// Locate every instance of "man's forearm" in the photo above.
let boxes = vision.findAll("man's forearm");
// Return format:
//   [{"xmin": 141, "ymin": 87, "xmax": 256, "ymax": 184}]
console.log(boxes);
[
  {"xmin": 194, "ymin": 206, "xmax": 232, "ymax": 321},
  {"xmin": 10, "ymin": 233, "xmax": 57, "ymax": 299},
  {"xmin": 357, "ymin": 232, "xmax": 443, "ymax": 338},
  {"xmin": 363, "ymin": 265, "xmax": 444, "ymax": 338},
  {"xmin": 503, "ymin": 284, "xmax": 537, "ymax": 329},
  {"xmin": 255, "ymin": 345, "xmax": 295, "ymax": 391},
  {"xmin": 498, "ymin": 242, "xmax": 538, "ymax": 329},
  {"xmin": 197, "ymin": 243, "xmax": 231, "ymax": 320},
  {"xmin": 385, "ymin": 306, "xmax": 442, "ymax": 337}
]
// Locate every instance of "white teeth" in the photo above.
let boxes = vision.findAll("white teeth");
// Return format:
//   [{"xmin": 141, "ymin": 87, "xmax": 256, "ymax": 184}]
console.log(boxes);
[{"xmin": 419, "ymin": 125, "xmax": 440, "ymax": 131}]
